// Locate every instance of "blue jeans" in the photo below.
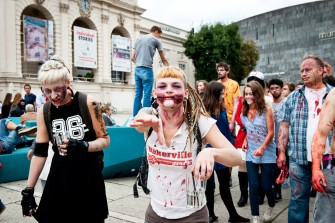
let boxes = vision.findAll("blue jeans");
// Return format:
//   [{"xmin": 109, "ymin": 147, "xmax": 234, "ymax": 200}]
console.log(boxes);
[
  {"xmin": 246, "ymin": 161, "xmax": 276, "ymax": 216},
  {"xmin": 314, "ymin": 169, "xmax": 335, "ymax": 223},
  {"xmin": 133, "ymin": 66, "xmax": 154, "ymax": 117},
  {"xmin": 288, "ymin": 160, "xmax": 312, "ymax": 223},
  {"xmin": 0, "ymin": 118, "xmax": 23, "ymax": 154}
]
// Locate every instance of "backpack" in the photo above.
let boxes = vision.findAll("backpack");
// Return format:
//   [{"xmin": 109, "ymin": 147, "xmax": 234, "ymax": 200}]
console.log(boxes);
[
  {"xmin": 133, "ymin": 122, "xmax": 202, "ymax": 198},
  {"xmin": 43, "ymin": 92, "xmax": 104, "ymax": 170}
]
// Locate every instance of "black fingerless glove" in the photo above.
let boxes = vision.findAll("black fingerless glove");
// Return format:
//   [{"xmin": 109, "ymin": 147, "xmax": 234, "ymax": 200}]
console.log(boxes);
[
  {"xmin": 21, "ymin": 188, "xmax": 37, "ymax": 216},
  {"xmin": 66, "ymin": 139, "xmax": 89, "ymax": 156}
]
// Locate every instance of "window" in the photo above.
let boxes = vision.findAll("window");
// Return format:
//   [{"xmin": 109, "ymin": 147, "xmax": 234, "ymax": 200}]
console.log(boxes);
[
  {"xmin": 111, "ymin": 70, "xmax": 126, "ymax": 83},
  {"xmin": 71, "ymin": 20, "xmax": 94, "ymax": 82},
  {"xmin": 272, "ymin": 24, "xmax": 275, "ymax": 37},
  {"xmin": 73, "ymin": 67, "xmax": 94, "ymax": 82},
  {"xmin": 179, "ymin": 63, "xmax": 186, "ymax": 71},
  {"xmin": 256, "ymin": 28, "xmax": 259, "ymax": 40}
]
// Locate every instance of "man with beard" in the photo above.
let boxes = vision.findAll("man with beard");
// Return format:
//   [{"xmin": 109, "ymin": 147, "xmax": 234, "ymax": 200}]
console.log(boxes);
[
  {"xmin": 217, "ymin": 62, "xmax": 241, "ymax": 187},
  {"xmin": 268, "ymin": 78, "xmax": 285, "ymax": 202},
  {"xmin": 216, "ymin": 62, "xmax": 240, "ymax": 133}
]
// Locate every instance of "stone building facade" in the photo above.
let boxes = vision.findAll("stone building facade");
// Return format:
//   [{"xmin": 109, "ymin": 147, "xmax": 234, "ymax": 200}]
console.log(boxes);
[
  {"xmin": 0, "ymin": 0, "xmax": 194, "ymax": 113},
  {"xmin": 238, "ymin": 0, "xmax": 335, "ymax": 83}
]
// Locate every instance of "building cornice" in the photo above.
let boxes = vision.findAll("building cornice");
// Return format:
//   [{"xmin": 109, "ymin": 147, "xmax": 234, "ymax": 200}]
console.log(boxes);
[{"xmin": 97, "ymin": 0, "xmax": 146, "ymax": 15}]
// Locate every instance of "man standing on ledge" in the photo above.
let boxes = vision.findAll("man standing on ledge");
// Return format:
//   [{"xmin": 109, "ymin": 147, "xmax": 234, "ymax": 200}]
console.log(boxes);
[{"xmin": 131, "ymin": 26, "xmax": 169, "ymax": 117}]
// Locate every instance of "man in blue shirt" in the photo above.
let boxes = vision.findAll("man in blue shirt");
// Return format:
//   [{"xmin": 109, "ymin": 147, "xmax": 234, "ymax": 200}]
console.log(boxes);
[
  {"xmin": 277, "ymin": 55, "xmax": 333, "ymax": 223},
  {"xmin": 131, "ymin": 26, "xmax": 169, "ymax": 117},
  {"xmin": 24, "ymin": 84, "xmax": 36, "ymax": 110}
]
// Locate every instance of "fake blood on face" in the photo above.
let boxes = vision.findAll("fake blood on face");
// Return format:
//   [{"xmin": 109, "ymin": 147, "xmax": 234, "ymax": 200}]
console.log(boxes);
[{"xmin": 156, "ymin": 94, "xmax": 184, "ymax": 105}]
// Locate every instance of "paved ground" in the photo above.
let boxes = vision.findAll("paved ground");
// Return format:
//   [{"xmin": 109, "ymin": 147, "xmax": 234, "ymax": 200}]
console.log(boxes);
[{"xmin": 0, "ymin": 113, "xmax": 316, "ymax": 222}]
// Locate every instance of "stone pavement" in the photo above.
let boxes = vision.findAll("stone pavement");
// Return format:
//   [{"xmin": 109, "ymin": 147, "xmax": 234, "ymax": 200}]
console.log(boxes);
[
  {"xmin": 0, "ymin": 169, "xmax": 316, "ymax": 223},
  {"xmin": 0, "ymin": 113, "xmax": 316, "ymax": 222}
]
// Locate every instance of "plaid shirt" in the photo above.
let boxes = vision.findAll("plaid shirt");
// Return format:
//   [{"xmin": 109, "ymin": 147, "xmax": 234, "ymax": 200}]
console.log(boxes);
[{"xmin": 279, "ymin": 83, "xmax": 333, "ymax": 165}]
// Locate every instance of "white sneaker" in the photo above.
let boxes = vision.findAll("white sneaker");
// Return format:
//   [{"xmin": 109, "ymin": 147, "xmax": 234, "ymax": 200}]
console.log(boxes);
[
  {"xmin": 263, "ymin": 206, "xmax": 274, "ymax": 222},
  {"xmin": 252, "ymin": 216, "xmax": 260, "ymax": 223}
]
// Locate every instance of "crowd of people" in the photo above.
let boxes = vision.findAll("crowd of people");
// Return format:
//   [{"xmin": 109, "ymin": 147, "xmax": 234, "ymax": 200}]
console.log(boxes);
[
  {"xmin": 195, "ymin": 56, "xmax": 334, "ymax": 223},
  {"xmin": 0, "ymin": 25, "xmax": 334, "ymax": 223},
  {"xmin": 129, "ymin": 48, "xmax": 335, "ymax": 222}
]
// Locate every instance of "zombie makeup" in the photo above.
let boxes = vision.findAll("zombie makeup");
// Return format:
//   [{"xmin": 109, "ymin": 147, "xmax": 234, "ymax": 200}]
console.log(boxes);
[
  {"xmin": 300, "ymin": 59, "xmax": 322, "ymax": 86},
  {"xmin": 161, "ymin": 106, "xmax": 183, "ymax": 121},
  {"xmin": 43, "ymin": 84, "xmax": 68, "ymax": 106},
  {"xmin": 155, "ymin": 78, "xmax": 186, "ymax": 109},
  {"xmin": 156, "ymin": 94, "xmax": 184, "ymax": 108}
]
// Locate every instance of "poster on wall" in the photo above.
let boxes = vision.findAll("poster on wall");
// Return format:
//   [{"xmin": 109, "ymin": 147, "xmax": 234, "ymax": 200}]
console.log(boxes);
[
  {"xmin": 112, "ymin": 35, "xmax": 131, "ymax": 72},
  {"xmin": 74, "ymin": 26, "xmax": 97, "ymax": 68},
  {"xmin": 23, "ymin": 16, "xmax": 48, "ymax": 61},
  {"xmin": 47, "ymin": 20, "xmax": 54, "ymax": 57}
]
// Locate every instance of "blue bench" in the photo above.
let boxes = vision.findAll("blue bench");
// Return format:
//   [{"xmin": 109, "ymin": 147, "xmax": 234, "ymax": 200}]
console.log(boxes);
[
  {"xmin": 0, "ymin": 147, "xmax": 31, "ymax": 183},
  {"xmin": 9, "ymin": 117, "xmax": 21, "ymax": 125},
  {"xmin": 0, "ymin": 126, "xmax": 145, "ymax": 183},
  {"xmin": 102, "ymin": 126, "xmax": 145, "ymax": 179},
  {"xmin": 0, "ymin": 119, "xmax": 37, "ymax": 183}
]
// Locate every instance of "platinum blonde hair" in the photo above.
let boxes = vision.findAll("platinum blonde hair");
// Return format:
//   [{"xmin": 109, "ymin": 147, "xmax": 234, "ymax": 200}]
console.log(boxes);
[{"xmin": 38, "ymin": 55, "xmax": 71, "ymax": 85}]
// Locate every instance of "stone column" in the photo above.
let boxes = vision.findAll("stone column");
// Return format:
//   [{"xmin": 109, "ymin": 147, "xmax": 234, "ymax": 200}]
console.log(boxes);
[
  {"xmin": 0, "ymin": 0, "xmax": 17, "ymax": 76},
  {"xmin": 59, "ymin": 1, "xmax": 70, "ymax": 71}
]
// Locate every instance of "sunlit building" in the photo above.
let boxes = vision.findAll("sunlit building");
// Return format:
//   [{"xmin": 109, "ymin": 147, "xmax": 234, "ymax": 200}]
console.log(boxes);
[{"xmin": 0, "ymin": 0, "xmax": 194, "ymax": 113}]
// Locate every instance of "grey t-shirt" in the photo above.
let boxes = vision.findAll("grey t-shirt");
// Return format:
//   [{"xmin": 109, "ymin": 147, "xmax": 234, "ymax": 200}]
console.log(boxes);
[
  {"xmin": 133, "ymin": 34, "xmax": 163, "ymax": 68},
  {"xmin": 272, "ymin": 99, "xmax": 285, "ymax": 146}
]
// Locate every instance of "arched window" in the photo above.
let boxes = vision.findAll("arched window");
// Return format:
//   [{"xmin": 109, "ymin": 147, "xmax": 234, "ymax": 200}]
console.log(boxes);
[
  {"xmin": 111, "ymin": 27, "xmax": 131, "ymax": 84},
  {"xmin": 71, "ymin": 18, "xmax": 97, "ymax": 82},
  {"xmin": 21, "ymin": 6, "xmax": 54, "ymax": 78}
]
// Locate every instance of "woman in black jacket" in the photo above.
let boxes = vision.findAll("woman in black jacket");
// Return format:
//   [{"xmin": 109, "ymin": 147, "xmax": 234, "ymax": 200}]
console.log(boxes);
[{"xmin": 0, "ymin": 93, "xmax": 12, "ymax": 119}]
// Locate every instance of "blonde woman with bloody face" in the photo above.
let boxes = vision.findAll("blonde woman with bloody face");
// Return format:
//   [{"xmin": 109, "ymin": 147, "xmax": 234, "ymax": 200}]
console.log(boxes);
[
  {"xmin": 241, "ymin": 81, "xmax": 276, "ymax": 223},
  {"xmin": 130, "ymin": 66, "xmax": 242, "ymax": 222},
  {"xmin": 21, "ymin": 56, "xmax": 110, "ymax": 223}
]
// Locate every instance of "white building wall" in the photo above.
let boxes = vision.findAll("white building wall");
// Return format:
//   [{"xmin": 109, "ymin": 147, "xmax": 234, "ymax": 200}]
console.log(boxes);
[{"xmin": 0, "ymin": 0, "xmax": 195, "ymax": 113}]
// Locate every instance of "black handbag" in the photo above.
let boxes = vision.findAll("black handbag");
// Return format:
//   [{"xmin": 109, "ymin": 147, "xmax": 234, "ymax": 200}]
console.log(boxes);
[{"xmin": 133, "ymin": 128, "xmax": 153, "ymax": 198}]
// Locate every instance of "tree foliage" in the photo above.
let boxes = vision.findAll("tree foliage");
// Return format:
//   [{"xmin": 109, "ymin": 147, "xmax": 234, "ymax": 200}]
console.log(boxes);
[{"xmin": 183, "ymin": 23, "xmax": 259, "ymax": 84}]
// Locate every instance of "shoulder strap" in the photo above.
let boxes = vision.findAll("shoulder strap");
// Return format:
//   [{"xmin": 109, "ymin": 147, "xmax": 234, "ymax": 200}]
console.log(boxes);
[
  {"xmin": 78, "ymin": 92, "xmax": 93, "ymax": 131},
  {"xmin": 43, "ymin": 102, "xmax": 53, "ymax": 143}
]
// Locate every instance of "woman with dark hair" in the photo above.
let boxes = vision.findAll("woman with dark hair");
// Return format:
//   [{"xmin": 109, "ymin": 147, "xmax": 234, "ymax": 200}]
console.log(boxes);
[
  {"xmin": 0, "ymin": 93, "xmax": 12, "ymax": 119},
  {"xmin": 202, "ymin": 81, "xmax": 249, "ymax": 223},
  {"xmin": 241, "ymin": 81, "xmax": 276, "ymax": 223},
  {"xmin": 196, "ymin": 80, "xmax": 208, "ymax": 98},
  {"xmin": 9, "ymin": 93, "xmax": 24, "ymax": 117}
]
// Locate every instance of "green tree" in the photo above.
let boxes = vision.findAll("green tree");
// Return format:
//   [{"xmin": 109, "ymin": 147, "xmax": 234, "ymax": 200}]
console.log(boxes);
[
  {"xmin": 183, "ymin": 23, "xmax": 259, "ymax": 84},
  {"xmin": 236, "ymin": 40, "xmax": 259, "ymax": 83}
]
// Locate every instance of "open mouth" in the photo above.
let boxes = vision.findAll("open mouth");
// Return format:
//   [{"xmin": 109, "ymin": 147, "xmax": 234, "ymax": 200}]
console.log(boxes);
[{"xmin": 157, "ymin": 95, "xmax": 183, "ymax": 104}]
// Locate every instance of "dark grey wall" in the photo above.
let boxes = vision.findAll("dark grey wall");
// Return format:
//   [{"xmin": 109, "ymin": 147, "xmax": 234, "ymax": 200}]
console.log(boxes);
[{"xmin": 238, "ymin": 0, "xmax": 335, "ymax": 83}]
